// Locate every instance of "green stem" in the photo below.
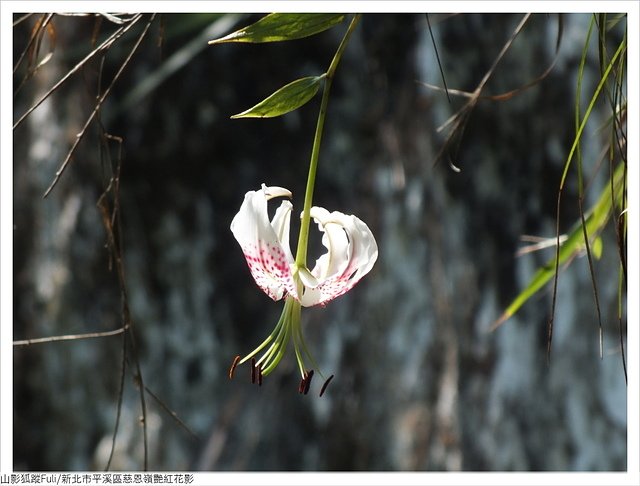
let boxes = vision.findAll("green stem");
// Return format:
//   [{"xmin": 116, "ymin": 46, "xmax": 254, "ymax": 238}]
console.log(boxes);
[
  {"xmin": 294, "ymin": 14, "xmax": 362, "ymax": 268},
  {"xmin": 238, "ymin": 300, "xmax": 289, "ymax": 365},
  {"xmin": 261, "ymin": 301, "xmax": 293, "ymax": 375}
]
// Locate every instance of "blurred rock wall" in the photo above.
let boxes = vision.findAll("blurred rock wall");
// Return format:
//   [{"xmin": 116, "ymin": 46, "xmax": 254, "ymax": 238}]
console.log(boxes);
[{"xmin": 13, "ymin": 13, "xmax": 626, "ymax": 471}]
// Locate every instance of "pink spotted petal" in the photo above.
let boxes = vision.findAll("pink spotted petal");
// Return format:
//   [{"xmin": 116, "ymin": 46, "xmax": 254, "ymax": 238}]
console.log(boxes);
[
  {"xmin": 301, "ymin": 207, "xmax": 378, "ymax": 307},
  {"xmin": 230, "ymin": 185, "xmax": 298, "ymax": 301}
]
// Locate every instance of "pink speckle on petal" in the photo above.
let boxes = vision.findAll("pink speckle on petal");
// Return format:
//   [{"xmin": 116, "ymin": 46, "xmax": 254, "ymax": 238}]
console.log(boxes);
[
  {"xmin": 242, "ymin": 241, "xmax": 296, "ymax": 301},
  {"xmin": 313, "ymin": 259, "xmax": 362, "ymax": 306}
]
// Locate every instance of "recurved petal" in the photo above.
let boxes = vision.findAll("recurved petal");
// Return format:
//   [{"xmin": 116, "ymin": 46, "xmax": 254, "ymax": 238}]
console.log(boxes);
[
  {"xmin": 262, "ymin": 184, "xmax": 292, "ymax": 200},
  {"xmin": 308, "ymin": 207, "xmax": 350, "ymax": 281},
  {"xmin": 301, "ymin": 207, "xmax": 378, "ymax": 307},
  {"xmin": 271, "ymin": 199, "xmax": 295, "ymax": 264},
  {"xmin": 230, "ymin": 185, "xmax": 298, "ymax": 301}
]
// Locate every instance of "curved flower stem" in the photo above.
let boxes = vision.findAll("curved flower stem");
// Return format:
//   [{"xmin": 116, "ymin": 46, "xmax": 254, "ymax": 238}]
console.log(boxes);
[
  {"xmin": 255, "ymin": 307, "xmax": 289, "ymax": 369},
  {"xmin": 290, "ymin": 301, "xmax": 307, "ymax": 377},
  {"xmin": 294, "ymin": 14, "xmax": 362, "ymax": 268},
  {"xmin": 292, "ymin": 307, "xmax": 325, "ymax": 379},
  {"xmin": 261, "ymin": 301, "xmax": 294, "ymax": 375},
  {"xmin": 238, "ymin": 298, "xmax": 289, "ymax": 365}
]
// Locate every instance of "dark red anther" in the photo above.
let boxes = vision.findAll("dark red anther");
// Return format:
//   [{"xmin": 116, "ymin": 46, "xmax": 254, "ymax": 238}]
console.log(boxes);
[
  {"xmin": 258, "ymin": 365, "xmax": 263, "ymax": 386},
  {"xmin": 303, "ymin": 370, "xmax": 314, "ymax": 395},
  {"xmin": 319, "ymin": 374, "xmax": 334, "ymax": 397},
  {"xmin": 228, "ymin": 355, "xmax": 241, "ymax": 380}
]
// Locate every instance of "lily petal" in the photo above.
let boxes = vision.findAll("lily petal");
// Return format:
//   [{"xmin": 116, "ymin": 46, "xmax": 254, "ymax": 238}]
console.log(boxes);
[
  {"xmin": 301, "ymin": 206, "xmax": 378, "ymax": 307},
  {"xmin": 271, "ymin": 197, "xmax": 295, "ymax": 264},
  {"xmin": 297, "ymin": 265, "xmax": 319, "ymax": 289},
  {"xmin": 231, "ymin": 185, "xmax": 298, "ymax": 301}
]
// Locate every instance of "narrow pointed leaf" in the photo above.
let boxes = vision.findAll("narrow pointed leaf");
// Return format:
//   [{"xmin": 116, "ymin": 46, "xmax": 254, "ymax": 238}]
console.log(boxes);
[
  {"xmin": 492, "ymin": 162, "xmax": 624, "ymax": 329},
  {"xmin": 208, "ymin": 13, "xmax": 345, "ymax": 44},
  {"xmin": 231, "ymin": 76, "xmax": 323, "ymax": 119}
]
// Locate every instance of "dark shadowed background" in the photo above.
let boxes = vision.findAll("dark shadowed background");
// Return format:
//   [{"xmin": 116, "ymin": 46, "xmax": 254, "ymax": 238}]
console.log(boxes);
[{"xmin": 12, "ymin": 13, "xmax": 627, "ymax": 471}]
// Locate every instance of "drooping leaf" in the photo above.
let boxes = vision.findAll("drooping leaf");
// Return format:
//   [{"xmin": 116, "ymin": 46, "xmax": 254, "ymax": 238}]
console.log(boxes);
[
  {"xmin": 492, "ymin": 161, "xmax": 625, "ymax": 329},
  {"xmin": 208, "ymin": 13, "xmax": 345, "ymax": 44},
  {"xmin": 231, "ymin": 75, "xmax": 324, "ymax": 119}
]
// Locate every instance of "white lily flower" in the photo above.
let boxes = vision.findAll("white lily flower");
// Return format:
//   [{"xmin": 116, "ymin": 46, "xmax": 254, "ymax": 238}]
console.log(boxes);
[
  {"xmin": 230, "ymin": 184, "xmax": 378, "ymax": 307},
  {"xmin": 229, "ymin": 184, "xmax": 378, "ymax": 393}
]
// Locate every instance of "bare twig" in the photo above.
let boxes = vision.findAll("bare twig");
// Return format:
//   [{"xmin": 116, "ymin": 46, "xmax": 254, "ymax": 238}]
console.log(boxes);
[
  {"xmin": 424, "ymin": 14, "xmax": 566, "ymax": 170},
  {"xmin": 13, "ymin": 13, "xmax": 35, "ymax": 27},
  {"xmin": 422, "ymin": 15, "xmax": 562, "ymax": 104},
  {"xmin": 13, "ymin": 326, "xmax": 127, "ymax": 346},
  {"xmin": 425, "ymin": 13, "xmax": 450, "ymax": 104},
  {"xmin": 578, "ymin": 195, "xmax": 604, "ymax": 359},
  {"xmin": 96, "ymin": 99, "xmax": 151, "ymax": 469},
  {"xmin": 547, "ymin": 188, "xmax": 563, "ymax": 363},
  {"xmin": 13, "ymin": 13, "xmax": 54, "ymax": 74},
  {"xmin": 144, "ymin": 386, "xmax": 200, "ymax": 442},
  {"xmin": 99, "ymin": 132, "xmax": 128, "ymax": 472},
  {"xmin": 98, "ymin": 199, "xmax": 149, "ymax": 470},
  {"xmin": 42, "ymin": 14, "xmax": 155, "ymax": 199},
  {"xmin": 13, "ymin": 13, "xmax": 143, "ymax": 130},
  {"xmin": 106, "ymin": 331, "xmax": 128, "ymax": 471},
  {"xmin": 98, "ymin": 170, "xmax": 149, "ymax": 471},
  {"xmin": 436, "ymin": 13, "xmax": 531, "ymax": 133},
  {"xmin": 618, "ymin": 316, "xmax": 627, "ymax": 384}
]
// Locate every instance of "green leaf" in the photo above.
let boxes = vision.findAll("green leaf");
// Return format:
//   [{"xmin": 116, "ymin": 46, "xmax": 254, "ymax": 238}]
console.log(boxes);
[
  {"xmin": 591, "ymin": 236, "xmax": 603, "ymax": 260},
  {"xmin": 231, "ymin": 75, "xmax": 324, "ymax": 119},
  {"xmin": 208, "ymin": 13, "xmax": 345, "ymax": 44},
  {"xmin": 492, "ymin": 161, "xmax": 625, "ymax": 330}
]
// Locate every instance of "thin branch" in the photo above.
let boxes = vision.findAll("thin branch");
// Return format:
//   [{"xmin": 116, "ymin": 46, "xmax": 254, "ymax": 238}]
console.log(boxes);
[
  {"xmin": 547, "ymin": 191, "xmax": 562, "ymax": 363},
  {"xmin": 578, "ymin": 196, "xmax": 604, "ymax": 359},
  {"xmin": 100, "ymin": 132, "xmax": 127, "ymax": 472},
  {"xmin": 430, "ymin": 13, "xmax": 533, "ymax": 166},
  {"xmin": 422, "ymin": 15, "xmax": 563, "ymax": 104},
  {"xmin": 13, "ymin": 13, "xmax": 35, "ymax": 27},
  {"xmin": 96, "ymin": 102, "xmax": 151, "ymax": 469},
  {"xmin": 13, "ymin": 13, "xmax": 54, "ymax": 75},
  {"xmin": 13, "ymin": 13, "xmax": 143, "ymax": 130},
  {"xmin": 43, "ymin": 14, "xmax": 155, "ymax": 199},
  {"xmin": 13, "ymin": 326, "xmax": 127, "ymax": 346},
  {"xmin": 616, "ymin": 243, "xmax": 627, "ymax": 384},
  {"xmin": 106, "ymin": 331, "xmax": 128, "ymax": 471},
  {"xmin": 425, "ymin": 13, "xmax": 450, "ymax": 104},
  {"xmin": 98, "ymin": 196, "xmax": 149, "ymax": 471},
  {"xmin": 618, "ymin": 316, "xmax": 627, "ymax": 384},
  {"xmin": 144, "ymin": 386, "xmax": 200, "ymax": 442},
  {"xmin": 98, "ymin": 174, "xmax": 149, "ymax": 471}
]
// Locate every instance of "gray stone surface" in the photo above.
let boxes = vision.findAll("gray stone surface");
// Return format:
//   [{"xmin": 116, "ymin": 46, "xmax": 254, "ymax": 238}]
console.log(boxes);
[{"xmin": 13, "ymin": 13, "xmax": 626, "ymax": 471}]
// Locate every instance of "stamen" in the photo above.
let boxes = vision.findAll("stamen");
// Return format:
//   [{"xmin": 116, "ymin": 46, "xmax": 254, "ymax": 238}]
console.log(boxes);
[
  {"xmin": 258, "ymin": 365, "xmax": 263, "ymax": 386},
  {"xmin": 298, "ymin": 370, "xmax": 309, "ymax": 394},
  {"xmin": 297, "ymin": 370, "xmax": 315, "ymax": 395},
  {"xmin": 251, "ymin": 358, "xmax": 257, "ymax": 384},
  {"xmin": 319, "ymin": 374, "xmax": 334, "ymax": 397},
  {"xmin": 228, "ymin": 355, "xmax": 241, "ymax": 380},
  {"xmin": 303, "ymin": 370, "xmax": 314, "ymax": 395}
]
